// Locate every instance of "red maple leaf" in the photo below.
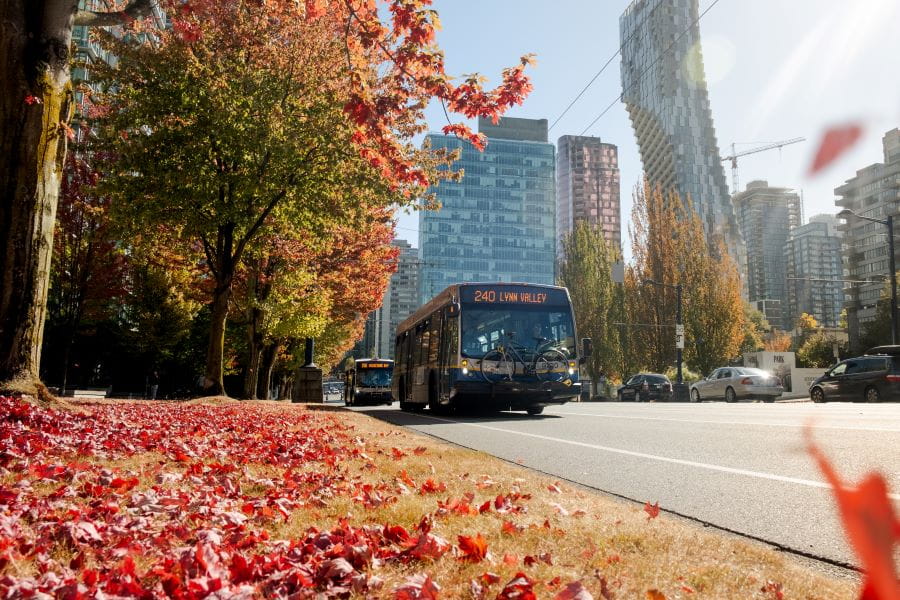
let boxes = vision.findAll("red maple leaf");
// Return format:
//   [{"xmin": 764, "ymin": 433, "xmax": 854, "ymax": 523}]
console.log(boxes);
[
  {"xmin": 644, "ymin": 501, "xmax": 660, "ymax": 520},
  {"xmin": 394, "ymin": 573, "xmax": 440, "ymax": 599},
  {"xmin": 806, "ymin": 429, "xmax": 900, "ymax": 599},
  {"xmin": 497, "ymin": 572, "xmax": 536, "ymax": 600},
  {"xmin": 457, "ymin": 533, "xmax": 488, "ymax": 562},
  {"xmin": 808, "ymin": 123, "xmax": 863, "ymax": 175},
  {"xmin": 554, "ymin": 581, "xmax": 593, "ymax": 600}
]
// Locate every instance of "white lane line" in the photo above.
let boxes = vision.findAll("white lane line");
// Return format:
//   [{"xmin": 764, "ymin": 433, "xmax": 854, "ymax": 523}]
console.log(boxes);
[
  {"xmin": 546, "ymin": 411, "xmax": 900, "ymax": 432},
  {"xmin": 407, "ymin": 412, "xmax": 900, "ymax": 501}
]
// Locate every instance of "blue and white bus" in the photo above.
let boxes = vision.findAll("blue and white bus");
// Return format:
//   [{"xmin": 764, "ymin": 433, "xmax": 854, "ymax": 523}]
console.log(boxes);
[{"xmin": 392, "ymin": 282, "xmax": 591, "ymax": 415}]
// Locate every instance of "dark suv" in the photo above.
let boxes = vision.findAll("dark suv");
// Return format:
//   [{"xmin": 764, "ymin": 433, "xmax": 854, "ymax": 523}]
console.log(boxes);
[
  {"xmin": 617, "ymin": 373, "xmax": 673, "ymax": 402},
  {"xmin": 809, "ymin": 349, "xmax": 900, "ymax": 403}
]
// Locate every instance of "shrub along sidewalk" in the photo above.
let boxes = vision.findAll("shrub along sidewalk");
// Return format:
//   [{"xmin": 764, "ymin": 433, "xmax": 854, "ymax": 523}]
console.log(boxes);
[{"xmin": 0, "ymin": 397, "xmax": 856, "ymax": 598}]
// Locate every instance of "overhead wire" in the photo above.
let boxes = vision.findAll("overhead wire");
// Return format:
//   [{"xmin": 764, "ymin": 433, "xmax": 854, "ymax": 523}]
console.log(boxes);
[{"xmin": 580, "ymin": 0, "xmax": 724, "ymax": 136}]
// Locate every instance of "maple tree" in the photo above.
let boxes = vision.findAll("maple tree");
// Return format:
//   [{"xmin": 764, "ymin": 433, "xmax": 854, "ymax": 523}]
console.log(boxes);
[{"xmin": 42, "ymin": 148, "xmax": 125, "ymax": 392}]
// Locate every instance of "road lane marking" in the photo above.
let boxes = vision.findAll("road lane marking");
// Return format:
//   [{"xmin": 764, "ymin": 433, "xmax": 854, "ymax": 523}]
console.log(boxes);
[
  {"xmin": 405, "ymin": 412, "xmax": 900, "ymax": 501},
  {"xmin": 546, "ymin": 411, "xmax": 900, "ymax": 432}
]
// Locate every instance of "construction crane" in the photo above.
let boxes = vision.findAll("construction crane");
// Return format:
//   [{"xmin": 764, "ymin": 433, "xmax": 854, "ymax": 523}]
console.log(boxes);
[{"xmin": 721, "ymin": 137, "xmax": 806, "ymax": 195}]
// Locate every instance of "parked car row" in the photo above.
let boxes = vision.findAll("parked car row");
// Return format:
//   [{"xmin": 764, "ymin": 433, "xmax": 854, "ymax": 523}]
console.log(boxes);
[{"xmin": 611, "ymin": 346, "xmax": 899, "ymax": 403}]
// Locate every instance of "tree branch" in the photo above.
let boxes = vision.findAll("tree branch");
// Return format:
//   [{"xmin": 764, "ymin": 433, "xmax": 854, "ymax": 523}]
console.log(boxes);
[{"xmin": 74, "ymin": 0, "xmax": 159, "ymax": 27}]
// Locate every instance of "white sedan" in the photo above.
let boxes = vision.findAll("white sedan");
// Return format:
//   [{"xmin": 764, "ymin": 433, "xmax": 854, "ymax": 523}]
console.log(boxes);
[{"xmin": 690, "ymin": 367, "xmax": 783, "ymax": 403}]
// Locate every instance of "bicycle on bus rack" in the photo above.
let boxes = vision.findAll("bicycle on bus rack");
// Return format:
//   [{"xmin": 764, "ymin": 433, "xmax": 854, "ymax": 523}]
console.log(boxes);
[{"xmin": 478, "ymin": 333, "xmax": 570, "ymax": 384}]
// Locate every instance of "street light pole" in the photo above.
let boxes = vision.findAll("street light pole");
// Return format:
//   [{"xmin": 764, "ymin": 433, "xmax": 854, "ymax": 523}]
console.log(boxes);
[
  {"xmin": 838, "ymin": 209, "xmax": 898, "ymax": 345},
  {"xmin": 676, "ymin": 282, "xmax": 683, "ymax": 384},
  {"xmin": 888, "ymin": 215, "xmax": 898, "ymax": 345}
]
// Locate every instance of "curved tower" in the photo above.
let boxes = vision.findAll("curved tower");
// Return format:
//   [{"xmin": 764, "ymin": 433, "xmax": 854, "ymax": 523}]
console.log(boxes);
[{"xmin": 620, "ymin": 0, "xmax": 745, "ymax": 269}]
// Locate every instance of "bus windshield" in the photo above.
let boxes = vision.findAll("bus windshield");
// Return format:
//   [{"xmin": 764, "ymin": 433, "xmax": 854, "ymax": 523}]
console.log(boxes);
[
  {"xmin": 461, "ymin": 306, "xmax": 576, "ymax": 359},
  {"xmin": 357, "ymin": 368, "xmax": 392, "ymax": 388}
]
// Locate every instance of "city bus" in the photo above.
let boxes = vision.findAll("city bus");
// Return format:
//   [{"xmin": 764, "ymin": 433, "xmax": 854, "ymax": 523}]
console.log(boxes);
[
  {"xmin": 392, "ymin": 282, "xmax": 591, "ymax": 415},
  {"xmin": 343, "ymin": 358, "xmax": 394, "ymax": 406}
]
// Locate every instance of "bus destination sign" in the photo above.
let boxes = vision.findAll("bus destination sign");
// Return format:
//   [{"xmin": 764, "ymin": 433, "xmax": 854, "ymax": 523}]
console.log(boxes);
[
  {"xmin": 360, "ymin": 362, "xmax": 390, "ymax": 369},
  {"xmin": 472, "ymin": 289, "xmax": 547, "ymax": 304},
  {"xmin": 459, "ymin": 285, "xmax": 568, "ymax": 306}
]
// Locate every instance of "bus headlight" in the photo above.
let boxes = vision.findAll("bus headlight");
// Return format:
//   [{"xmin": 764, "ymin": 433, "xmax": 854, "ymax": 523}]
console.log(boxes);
[
  {"xmin": 461, "ymin": 359, "xmax": 469, "ymax": 375},
  {"xmin": 568, "ymin": 361, "xmax": 576, "ymax": 375},
  {"xmin": 462, "ymin": 367, "xmax": 469, "ymax": 375}
]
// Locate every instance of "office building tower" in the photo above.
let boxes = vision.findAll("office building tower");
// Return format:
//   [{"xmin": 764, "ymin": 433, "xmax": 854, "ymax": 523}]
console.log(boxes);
[
  {"xmin": 419, "ymin": 117, "xmax": 556, "ymax": 302},
  {"xmin": 784, "ymin": 214, "xmax": 845, "ymax": 329},
  {"xmin": 835, "ymin": 128, "xmax": 900, "ymax": 350},
  {"xmin": 356, "ymin": 239, "xmax": 420, "ymax": 359},
  {"xmin": 620, "ymin": 0, "xmax": 745, "ymax": 268},
  {"xmin": 556, "ymin": 135, "xmax": 621, "ymax": 253},
  {"xmin": 732, "ymin": 181, "xmax": 802, "ymax": 329}
]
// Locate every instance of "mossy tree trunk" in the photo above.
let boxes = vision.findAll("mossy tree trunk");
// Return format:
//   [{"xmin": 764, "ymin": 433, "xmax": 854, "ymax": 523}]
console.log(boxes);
[{"xmin": 0, "ymin": 0, "xmax": 156, "ymax": 391}]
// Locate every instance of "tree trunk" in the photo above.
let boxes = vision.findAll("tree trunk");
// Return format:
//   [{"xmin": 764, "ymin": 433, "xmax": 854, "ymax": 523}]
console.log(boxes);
[
  {"xmin": 257, "ymin": 343, "xmax": 277, "ymax": 400},
  {"xmin": 242, "ymin": 306, "xmax": 263, "ymax": 399},
  {"xmin": 0, "ymin": 3, "xmax": 75, "ymax": 389},
  {"xmin": 204, "ymin": 282, "xmax": 231, "ymax": 396}
]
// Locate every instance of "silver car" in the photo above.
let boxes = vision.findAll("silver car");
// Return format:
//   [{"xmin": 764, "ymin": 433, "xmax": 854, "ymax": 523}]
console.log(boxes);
[{"xmin": 690, "ymin": 367, "xmax": 784, "ymax": 403}]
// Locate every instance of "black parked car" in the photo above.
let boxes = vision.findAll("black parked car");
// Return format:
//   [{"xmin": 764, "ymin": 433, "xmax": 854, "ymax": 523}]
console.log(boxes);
[
  {"xmin": 617, "ymin": 373, "xmax": 673, "ymax": 402},
  {"xmin": 809, "ymin": 348, "xmax": 900, "ymax": 403}
]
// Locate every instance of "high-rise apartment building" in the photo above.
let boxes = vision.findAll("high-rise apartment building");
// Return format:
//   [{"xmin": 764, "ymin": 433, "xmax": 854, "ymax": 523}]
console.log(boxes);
[
  {"xmin": 620, "ymin": 0, "xmax": 745, "ymax": 268},
  {"xmin": 835, "ymin": 128, "xmax": 900, "ymax": 350},
  {"xmin": 732, "ymin": 181, "xmax": 802, "ymax": 329},
  {"xmin": 356, "ymin": 239, "xmax": 420, "ymax": 359},
  {"xmin": 418, "ymin": 117, "xmax": 556, "ymax": 303},
  {"xmin": 784, "ymin": 214, "xmax": 845, "ymax": 329},
  {"xmin": 556, "ymin": 136, "xmax": 621, "ymax": 252}
]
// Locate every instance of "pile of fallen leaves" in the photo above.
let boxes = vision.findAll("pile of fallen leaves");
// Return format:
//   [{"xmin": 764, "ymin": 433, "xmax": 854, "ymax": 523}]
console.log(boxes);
[{"xmin": 0, "ymin": 397, "xmax": 604, "ymax": 598}]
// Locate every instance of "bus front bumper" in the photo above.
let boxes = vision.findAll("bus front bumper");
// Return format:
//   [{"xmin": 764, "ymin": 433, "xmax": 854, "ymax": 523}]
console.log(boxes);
[{"xmin": 453, "ymin": 380, "xmax": 580, "ymax": 407}]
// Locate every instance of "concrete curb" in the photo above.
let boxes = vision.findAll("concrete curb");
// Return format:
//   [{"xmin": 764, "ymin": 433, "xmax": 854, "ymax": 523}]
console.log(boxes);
[{"xmin": 776, "ymin": 396, "xmax": 811, "ymax": 403}]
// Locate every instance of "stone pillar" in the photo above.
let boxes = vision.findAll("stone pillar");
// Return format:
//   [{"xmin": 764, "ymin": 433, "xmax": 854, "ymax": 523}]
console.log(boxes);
[
  {"xmin": 292, "ymin": 338, "xmax": 322, "ymax": 403},
  {"xmin": 292, "ymin": 366, "xmax": 323, "ymax": 404}
]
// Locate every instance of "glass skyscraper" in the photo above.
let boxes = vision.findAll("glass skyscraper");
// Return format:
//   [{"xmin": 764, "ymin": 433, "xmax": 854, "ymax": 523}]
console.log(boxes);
[
  {"xmin": 419, "ymin": 117, "xmax": 556, "ymax": 303},
  {"xmin": 620, "ymin": 0, "xmax": 745, "ymax": 271}
]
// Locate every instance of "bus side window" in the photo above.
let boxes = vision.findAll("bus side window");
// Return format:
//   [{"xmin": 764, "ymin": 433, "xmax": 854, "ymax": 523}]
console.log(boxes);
[
  {"xmin": 442, "ymin": 308, "xmax": 457, "ymax": 367},
  {"xmin": 395, "ymin": 335, "xmax": 404, "ymax": 372},
  {"xmin": 419, "ymin": 321, "xmax": 431, "ymax": 366},
  {"xmin": 428, "ymin": 315, "xmax": 441, "ymax": 365}
]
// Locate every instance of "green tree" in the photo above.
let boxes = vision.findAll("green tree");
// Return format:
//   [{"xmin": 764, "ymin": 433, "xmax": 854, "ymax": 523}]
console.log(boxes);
[
  {"xmin": 739, "ymin": 304, "xmax": 770, "ymax": 355},
  {"xmin": 558, "ymin": 221, "xmax": 623, "ymax": 388},
  {"xmin": 796, "ymin": 331, "xmax": 841, "ymax": 368}
]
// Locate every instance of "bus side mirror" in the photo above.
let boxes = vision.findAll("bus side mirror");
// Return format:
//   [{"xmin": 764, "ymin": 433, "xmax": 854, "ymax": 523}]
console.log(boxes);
[
  {"xmin": 448, "ymin": 301, "xmax": 460, "ymax": 317},
  {"xmin": 581, "ymin": 338, "xmax": 593, "ymax": 359}
]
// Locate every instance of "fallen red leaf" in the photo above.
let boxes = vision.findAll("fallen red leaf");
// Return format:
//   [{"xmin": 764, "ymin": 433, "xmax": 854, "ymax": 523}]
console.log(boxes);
[
  {"xmin": 646, "ymin": 590, "xmax": 666, "ymax": 600},
  {"xmin": 394, "ymin": 573, "xmax": 440, "ymax": 599},
  {"xmin": 644, "ymin": 501, "xmax": 660, "ymax": 520},
  {"xmin": 457, "ymin": 533, "xmax": 488, "ymax": 562},
  {"xmin": 805, "ymin": 429, "xmax": 900, "ymax": 600},
  {"xmin": 554, "ymin": 581, "xmax": 593, "ymax": 600},
  {"xmin": 497, "ymin": 572, "xmax": 536, "ymax": 600}
]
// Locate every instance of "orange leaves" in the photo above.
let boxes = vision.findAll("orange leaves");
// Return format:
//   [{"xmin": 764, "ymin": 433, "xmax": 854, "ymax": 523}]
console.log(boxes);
[
  {"xmin": 643, "ymin": 501, "xmax": 660, "ymax": 520},
  {"xmin": 456, "ymin": 533, "xmax": 488, "ymax": 562},
  {"xmin": 646, "ymin": 590, "xmax": 667, "ymax": 600},
  {"xmin": 805, "ymin": 429, "xmax": 899, "ymax": 600},
  {"xmin": 419, "ymin": 478, "xmax": 447, "ymax": 495},
  {"xmin": 808, "ymin": 123, "xmax": 863, "ymax": 175}
]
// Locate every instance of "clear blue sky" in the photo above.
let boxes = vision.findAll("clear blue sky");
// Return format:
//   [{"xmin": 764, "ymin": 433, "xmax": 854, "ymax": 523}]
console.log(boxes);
[{"xmin": 395, "ymin": 0, "xmax": 900, "ymax": 256}]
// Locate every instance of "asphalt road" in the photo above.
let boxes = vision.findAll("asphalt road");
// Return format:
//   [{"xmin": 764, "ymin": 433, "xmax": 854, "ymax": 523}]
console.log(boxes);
[{"xmin": 348, "ymin": 400, "xmax": 900, "ymax": 568}]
